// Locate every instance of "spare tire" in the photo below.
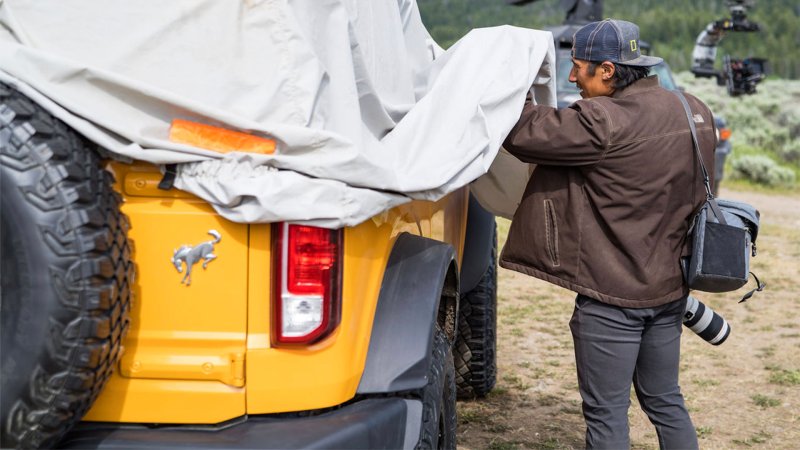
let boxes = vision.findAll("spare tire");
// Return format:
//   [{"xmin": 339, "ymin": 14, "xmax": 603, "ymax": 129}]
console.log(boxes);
[{"xmin": 0, "ymin": 84, "xmax": 134, "ymax": 449}]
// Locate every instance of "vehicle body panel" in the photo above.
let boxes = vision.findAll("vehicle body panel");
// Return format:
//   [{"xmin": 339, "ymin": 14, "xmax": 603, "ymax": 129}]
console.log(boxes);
[
  {"xmin": 85, "ymin": 161, "xmax": 468, "ymax": 423},
  {"xmin": 65, "ymin": 398, "xmax": 415, "ymax": 450}
]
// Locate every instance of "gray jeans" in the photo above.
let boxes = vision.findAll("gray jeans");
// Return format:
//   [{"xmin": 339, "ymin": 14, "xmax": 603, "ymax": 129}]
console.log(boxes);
[{"xmin": 570, "ymin": 295, "xmax": 698, "ymax": 450}]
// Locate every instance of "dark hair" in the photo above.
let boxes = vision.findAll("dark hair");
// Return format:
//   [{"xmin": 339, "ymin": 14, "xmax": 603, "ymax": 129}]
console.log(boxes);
[
  {"xmin": 612, "ymin": 64, "xmax": 651, "ymax": 88},
  {"xmin": 587, "ymin": 62, "xmax": 651, "ymax": 89}
]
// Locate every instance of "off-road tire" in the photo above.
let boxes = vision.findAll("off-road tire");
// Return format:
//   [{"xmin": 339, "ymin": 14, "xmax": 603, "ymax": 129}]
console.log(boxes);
[
  {"xmin": 454, "ymin": 225, "xmax": 497, "ymax": 399},
  {"xmin": 0, "ymin": 84, "xmax": 134, "ymax": 449},
  {"xmin": 415, "ymin": 324, "xmax": 457, "ymax": 450}
]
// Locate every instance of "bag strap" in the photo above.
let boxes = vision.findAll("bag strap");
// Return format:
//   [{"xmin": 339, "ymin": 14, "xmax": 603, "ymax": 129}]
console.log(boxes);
[
  {"xmin": 673, "ymin": 90, "xmax": 727, "ymax": 225},
  {"xmin": 674, "ymin": 92, "xmax": 766, "ymax": 301},
  {"xmin": 739, "ymin": 272, "xmax": 767, "ymax": 303}
]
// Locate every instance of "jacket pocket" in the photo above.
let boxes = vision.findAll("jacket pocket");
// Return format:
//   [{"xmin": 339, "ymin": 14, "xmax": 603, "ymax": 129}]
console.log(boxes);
[{"xmin": 544, "ymin": 199, "xmax": 560, "ymax": 267}]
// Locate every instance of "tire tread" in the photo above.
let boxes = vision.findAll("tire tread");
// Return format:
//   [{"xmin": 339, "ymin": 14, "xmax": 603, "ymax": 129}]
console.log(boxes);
[
  {"xmin": 454, "ymin": 226, "xmax": 498, "ymax": 399},
  {"xmin": 0, "ymin": 84, "xmax": 133, "ymax": 449}
]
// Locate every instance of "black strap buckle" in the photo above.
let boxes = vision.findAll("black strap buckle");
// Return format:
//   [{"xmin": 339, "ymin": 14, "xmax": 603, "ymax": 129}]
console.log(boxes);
[
  {"xmin": 158, "ymin": 164, "xmax": 178, "ymax": 191},
  {"xmin": 739, "ymin": 272, "xmax": 766, "ymax": 303}
]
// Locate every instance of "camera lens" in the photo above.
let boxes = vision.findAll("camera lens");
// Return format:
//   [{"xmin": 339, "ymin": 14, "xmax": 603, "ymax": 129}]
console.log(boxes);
[{"xmin": 683, "ymin": 295, "xmax": 731, "ymax": 345}]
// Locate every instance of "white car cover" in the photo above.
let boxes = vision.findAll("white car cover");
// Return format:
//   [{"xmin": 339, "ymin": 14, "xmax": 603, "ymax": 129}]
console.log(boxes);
[{"xmin": 0, "ymin": 0, "xmax": 555, "ymax": 227}]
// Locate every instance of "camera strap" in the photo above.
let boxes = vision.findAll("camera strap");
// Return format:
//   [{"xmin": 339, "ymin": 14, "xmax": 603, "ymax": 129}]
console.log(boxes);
[
  {"xmin": 673, "ymin": 90, "xmax": 766, "ymax": 302},
  {"xmin": 673, "ymin": 90, "xmax": 727, "ymax": 225}
]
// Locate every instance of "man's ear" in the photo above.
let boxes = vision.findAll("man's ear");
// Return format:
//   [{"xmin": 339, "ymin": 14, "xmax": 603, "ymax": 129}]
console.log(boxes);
[{"xmin": 601, "ymin": 61, "xmax": 616, "ymax": 80}]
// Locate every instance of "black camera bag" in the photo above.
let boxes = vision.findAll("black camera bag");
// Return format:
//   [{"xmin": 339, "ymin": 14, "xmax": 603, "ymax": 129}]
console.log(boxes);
[
  {"xmin": 685, "ymin": 197, "xmax": 759, "ymax": 292},
  {"xmin": 674, "ymin": 91, "xmax": 765, "ymax": 301}
]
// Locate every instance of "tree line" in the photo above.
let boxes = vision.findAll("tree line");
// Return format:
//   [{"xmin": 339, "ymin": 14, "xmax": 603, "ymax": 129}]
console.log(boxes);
[{"xmin": 418, "ymin": 0, "xmax": 800, "ymax": 79}]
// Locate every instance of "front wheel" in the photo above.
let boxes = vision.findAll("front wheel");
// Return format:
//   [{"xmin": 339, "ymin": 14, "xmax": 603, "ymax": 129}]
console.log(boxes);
[
  {"xmin": 415, "ymin": 324, "xmax": 457, "ymax": 450},
  {"xmin": 454, "ymin": 225, "xmax": 497, "ymax": 399}
]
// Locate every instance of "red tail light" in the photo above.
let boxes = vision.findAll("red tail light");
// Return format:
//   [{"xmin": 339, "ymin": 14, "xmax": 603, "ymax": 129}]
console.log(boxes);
[{"xmin": 272, "ymin": 223, "xmax": 342, "ymax": 345}]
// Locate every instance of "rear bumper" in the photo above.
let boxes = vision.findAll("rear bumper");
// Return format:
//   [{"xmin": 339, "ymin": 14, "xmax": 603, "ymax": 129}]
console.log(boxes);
[{"xmin": 58, "ymin": 398, "xmax": 422, "ymax": 450}]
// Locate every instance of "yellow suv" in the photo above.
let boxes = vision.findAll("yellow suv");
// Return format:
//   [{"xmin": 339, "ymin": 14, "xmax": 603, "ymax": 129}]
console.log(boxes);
[{"xmin": 1, "ymin": 83, "xmax": 498, "ymax": 449}]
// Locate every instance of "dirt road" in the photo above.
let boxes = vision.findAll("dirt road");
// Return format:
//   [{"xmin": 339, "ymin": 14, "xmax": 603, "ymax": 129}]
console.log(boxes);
[{"xmin": 457, "ymin": 187, "xmax": 800, "ymax": 449}]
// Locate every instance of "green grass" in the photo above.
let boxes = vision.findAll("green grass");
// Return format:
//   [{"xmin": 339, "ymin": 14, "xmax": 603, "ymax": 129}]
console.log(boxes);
[
  {"xmin": 502, "ymin": 373, "xmax": 530, "ymax": 391},
  {"xmin": 528, "ymin": 367, "xmax": 551, "ymax": 379},
  {"xmin": 693, "ymin": 378, "xmax": 720, "ymax": 388},
  {"xmin": 757, "ymin": 345, "xmax": 776, "ymax": 358},
  {"xmin": 732, "ymin": 431, "xmax": 773, "ymax": 446},
  {"xmin": 724, "ymin": 176, "xmax": 800, "ymax": 195},
  {"xmin": 458, "ymin": 407, "xmax": 490, "ymax": 425},
  {"xmin": 537, "ymin": 393, "xmax": 561, "ymax": 407},
  {"xmin": 696, "ymin": 426, "xmax": 713, "ymax": 438},
  {"xmin": 488, "ymin": 386, "xmax": 509, "ymax": 398},
  {"xmin": 751, "ymin": 394, "xmax": 781, "ymax": 408},
  {"xmin": 538, "ymin": 438, "xmax": 566, "ymax": 450},
  {"xmin": 768, "ymin": 368, "xmax": 800, "ymax": 386},
  {"xmin": 487, "ymin": 422, "xmax": 511, "ymax": 433},
  {"xmin": 561, "ymin": 381, "xmax": 579, "ymax": 391},
  {"xmin": 487, "ymin": 440, "xmax": 520, "ymax": 450},
  {"xmin": 558, "ymin": 405, "xmax": 580, "ymax": 415}
]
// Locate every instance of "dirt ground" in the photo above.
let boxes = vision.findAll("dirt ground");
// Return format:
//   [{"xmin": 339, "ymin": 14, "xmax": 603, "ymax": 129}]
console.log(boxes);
[{"xmin": 457, "ymin": 187, "xmax": 800, "ymax": 450}]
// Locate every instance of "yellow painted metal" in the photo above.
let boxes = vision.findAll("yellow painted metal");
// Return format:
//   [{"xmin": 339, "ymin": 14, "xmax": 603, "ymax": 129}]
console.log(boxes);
[
  {"xmin": 122, "ymin": 170, "xmax": 194, "ymax": 199},
  {"xmin": 88, "ymin": 160, "xmax": 471, "ymax": 420},
  {"xmin": 441, "ymin": 186, "xmax": 469, "ymax": 268},
  {"xmin": 85, "ymin": 162, "xmax": 248, "ymax": 423},
  {"xmin": 246, "ymin": 224, "xmax": 272, "ymax": 352},
  {"xmin": 84, "ymin": 378, "xmax": 244, "ymax": 424},
  {"xmin": 245, "ymin": 218, "xmax": 397, "ymax": 412},
  {"xmin": 118, "ymin": 342, "xmax": 246, "ymax": 387},
  {"xmin": 245, "ymin": 192, "xmax": 468, "ymax": 413}
]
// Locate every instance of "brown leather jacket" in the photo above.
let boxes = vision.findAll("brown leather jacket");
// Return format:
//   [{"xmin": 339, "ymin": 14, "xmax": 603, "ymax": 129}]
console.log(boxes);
[{"xmin": 500, "ymin": 76, "xmax": 716, "ymax": 308}]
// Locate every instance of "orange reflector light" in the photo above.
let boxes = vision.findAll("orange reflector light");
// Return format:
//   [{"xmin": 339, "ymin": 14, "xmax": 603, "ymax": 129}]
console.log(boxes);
[
  {"xmin": 169, "ymin": 119, "xmax": 276, "ymax": 154},
  {"xmin": 719, "ymin": 128, "xmax": 732, "ymax": 141}
]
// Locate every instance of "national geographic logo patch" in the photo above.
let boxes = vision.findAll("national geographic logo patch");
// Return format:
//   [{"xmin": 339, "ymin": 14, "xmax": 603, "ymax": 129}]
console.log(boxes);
[{"xmin": 630, "ymin": 40, "xmax": 638, "ymax": 52}]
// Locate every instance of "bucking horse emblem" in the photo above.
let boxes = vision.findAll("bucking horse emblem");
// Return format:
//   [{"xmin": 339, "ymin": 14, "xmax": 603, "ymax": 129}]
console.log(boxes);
[{"xmin": 171, "ymin": 230, "xmax": 221, "ymax": 285}]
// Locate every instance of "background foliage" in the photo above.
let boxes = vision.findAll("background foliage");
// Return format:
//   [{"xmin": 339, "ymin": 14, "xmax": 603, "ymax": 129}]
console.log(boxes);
[
  {"xmin": 418, "ymin": 0, "xmax": 800, "ymax": 79},
  {"xmin": 418, "ymin": 0, "xmax": 799, "ymax": 189},
  {"xmin": 676, "ymin": 74, "xmax": 799, "ymax": 189}
]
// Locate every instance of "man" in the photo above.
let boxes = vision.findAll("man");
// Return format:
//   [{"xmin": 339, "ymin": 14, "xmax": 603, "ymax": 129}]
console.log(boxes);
[
  {"xmin": 713, "ymin": 116, "xmax": 732, "ymax": 195},
  {"xmin": 500, "ymin": 19, "xmax": 716, "ymax": 449}
]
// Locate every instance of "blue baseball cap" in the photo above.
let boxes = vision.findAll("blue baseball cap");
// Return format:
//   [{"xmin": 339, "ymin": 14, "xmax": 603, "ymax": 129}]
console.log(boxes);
[{"xmin": 572, "ymin": 19, "xmax": 663, "ymax": 67}]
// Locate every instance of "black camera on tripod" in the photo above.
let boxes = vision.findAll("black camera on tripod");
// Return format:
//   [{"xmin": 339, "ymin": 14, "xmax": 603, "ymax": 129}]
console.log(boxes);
[
  {"xmin": 691, "ymin": 0, "xmax": 768, "ymax": 96},
  {"xmin": 723, "ymin": 55, "xmax": 768, "ymax": 96}
]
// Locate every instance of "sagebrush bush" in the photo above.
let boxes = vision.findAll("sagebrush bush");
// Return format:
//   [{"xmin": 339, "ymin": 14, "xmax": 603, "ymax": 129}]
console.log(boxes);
[
  {"xmin": 779, "ymin": 140, "xmax": 800, "ymax": 163},
  {"xmin": 675, "ymin": 73, "xmax": 799, "ymax": 188},
  {"xmin": 731, "ymin": 155, "xmax": 796, "ymax": 187},
  {"xmin": 778, "ymin": 108, "xmax": 800, "ymax": 135}
]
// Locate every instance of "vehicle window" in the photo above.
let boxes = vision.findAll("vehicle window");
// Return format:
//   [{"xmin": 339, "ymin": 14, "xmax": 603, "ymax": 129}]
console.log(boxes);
[
  {"xmin": 556, "ymin": 56, "xmax": 580, "ymax": 95},
  {"xmin": 651, "ymin": 62, "xmax": 678, "ymax": 90}
]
